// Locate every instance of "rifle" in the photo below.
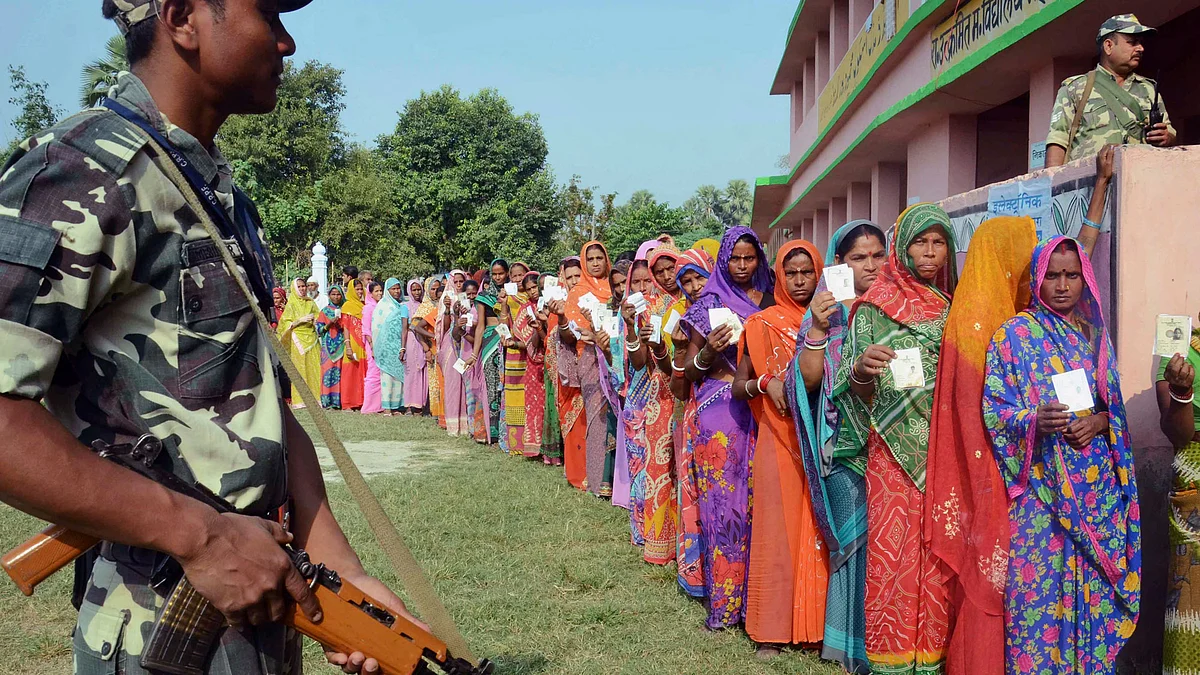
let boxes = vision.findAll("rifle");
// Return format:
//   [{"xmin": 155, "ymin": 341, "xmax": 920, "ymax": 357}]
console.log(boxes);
[{"xmin": 1, "ymin": 435, "xmax": 492, "ymax": 675}]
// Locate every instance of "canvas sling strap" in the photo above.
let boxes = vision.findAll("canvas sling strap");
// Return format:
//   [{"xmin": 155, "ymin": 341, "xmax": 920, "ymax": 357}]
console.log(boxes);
[
  {"xmin": 97, "ymin": 101, "xmax": 476, "ymax": 663},
  {"xmin": 1091, "ymin": 69, "xmax": 1149, "ymax": 143},
  {"xmin": 1064, "ymin": 70, "xmax": 1095, "ymax": 160}
]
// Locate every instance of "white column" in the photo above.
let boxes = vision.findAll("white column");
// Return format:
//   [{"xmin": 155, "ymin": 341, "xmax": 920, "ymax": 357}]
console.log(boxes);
[{"xmin": 311, "ymin": 241, "xmax": 329, "ymax": 306}]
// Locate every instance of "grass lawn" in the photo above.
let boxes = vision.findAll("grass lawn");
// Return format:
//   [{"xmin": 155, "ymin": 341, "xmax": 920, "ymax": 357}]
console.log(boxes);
[{"xmin": 0, "ymin": 412, "xmax": 839, "ymax": 675}]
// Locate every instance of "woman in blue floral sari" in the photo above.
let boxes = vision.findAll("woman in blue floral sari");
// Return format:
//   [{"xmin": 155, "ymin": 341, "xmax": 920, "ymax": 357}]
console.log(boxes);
[{"xmin": 982, "ymin": 236, "xmax": 1140, "ymax": 674}]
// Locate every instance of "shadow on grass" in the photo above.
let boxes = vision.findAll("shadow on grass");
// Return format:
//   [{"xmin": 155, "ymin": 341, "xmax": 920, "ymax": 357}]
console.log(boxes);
[{"xmin": 487, "ymin": 652, "xmax": 551, "ymax": 674}]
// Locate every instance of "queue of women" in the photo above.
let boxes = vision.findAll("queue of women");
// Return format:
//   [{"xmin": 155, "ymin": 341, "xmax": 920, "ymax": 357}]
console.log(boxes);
[{"xmin": 266, "ymin": 197, "xmax": 1200, "ymax": 675}]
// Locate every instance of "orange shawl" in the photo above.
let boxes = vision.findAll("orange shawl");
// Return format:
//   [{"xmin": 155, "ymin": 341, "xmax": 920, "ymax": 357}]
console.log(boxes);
[{"xmin": 564, "ymin": 239, "xmax": 612, "ymax": 339}]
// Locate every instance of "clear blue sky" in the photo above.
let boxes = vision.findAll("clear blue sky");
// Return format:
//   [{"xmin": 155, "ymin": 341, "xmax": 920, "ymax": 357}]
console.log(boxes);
[{"xmin": 0, "ymin": 0, "xmax": 796, "ymax": 206}]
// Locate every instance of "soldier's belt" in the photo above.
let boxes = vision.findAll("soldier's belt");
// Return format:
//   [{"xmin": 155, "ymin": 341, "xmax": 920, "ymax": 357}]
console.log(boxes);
[{"xmin": 1, "ymin": 435, "xmax": 493, "ymax": 675}]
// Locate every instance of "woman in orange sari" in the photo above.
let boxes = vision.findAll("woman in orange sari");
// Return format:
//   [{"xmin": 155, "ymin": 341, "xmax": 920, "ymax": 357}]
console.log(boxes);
[
  {"xmin": 734, "ymin": 239, "xmax": 830, "ymax": 656},
  {"xmin": 339, "ymin": 280, "xmax": 367, "ymax": 410},
  {"xmin": 548, "ymin": 256, "xmax": 587, "ymax": 487},
  {"xmin": 563, "ymin": 241, "xmax": 615, "ymax": 496}
]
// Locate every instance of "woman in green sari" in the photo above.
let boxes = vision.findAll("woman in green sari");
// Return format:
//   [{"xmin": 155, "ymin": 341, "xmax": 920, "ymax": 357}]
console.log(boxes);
[{"xmin": 1158, "ymin": 311, "xmax": 1200, "ymax": 672}]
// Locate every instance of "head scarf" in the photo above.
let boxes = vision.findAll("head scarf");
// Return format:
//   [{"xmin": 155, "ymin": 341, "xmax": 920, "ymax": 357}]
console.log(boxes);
[
  {"xmin": 362, "ymin": 282, "xmax": 380, "ymax": 342},
  {"xmin": 646, "ymin": 243, "xmax": 681, "ymax": 301},
  {"xmin": 318, "ymin": 284, "xmax": 347, "ymax": 361},
  {"xmin": 636, "ymin": 240, "xmax": 660, "ymax": 262},
  {"xmin": 693, "ymin": 238, "xmax": 720, "ymax": 259},
  {"xmin": 416, "ymin": 276, "xmax": 438, "ymax": 325},
  {"xmin": 341, "ymin": 279, "xmax": 364, "ymax": 319},
  {"xmin": 854, "ymin": 202, "xmax": 958, "ymax": 329},
  {"xmin": 700, "ymin": 225, "xmax": 774, "ymax": 323},
  {"xmin": 272, "ymin": 286, "xmax": 288, "ymax": 323},
  {"xmin": 924, "ymin": 217, "xmax": 1037, "ymax": 627},
  {"xmin": 373, "ymin": 278, "xmax": 408, "ymax": 380},
  {"xmin": 565, "ymin": 240, "xmax": 613, "ymax": 333},
  {"xmin": 280, "ymin": 277, "xmax": 319, "ymax": 354},
  {"xmin": 405, "ymin": 278, "xmax": 424, "ymax": 317},
  {"xmin": 674, "ymin": 248, "xmax": 715, "ymax": 300},
  {"xmin": 761, "ymin": 240, "xmax": 823, "ymax": 332}
]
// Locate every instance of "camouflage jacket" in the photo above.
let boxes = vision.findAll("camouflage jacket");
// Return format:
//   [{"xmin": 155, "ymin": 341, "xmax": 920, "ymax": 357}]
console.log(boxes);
[
  {"xmin": 1046, "ymin": 64, "xmax": 1174, "ymax": 163},
  {"xmin": 0, "ymin": 73, "xmax": 295, "ymax": 672}
]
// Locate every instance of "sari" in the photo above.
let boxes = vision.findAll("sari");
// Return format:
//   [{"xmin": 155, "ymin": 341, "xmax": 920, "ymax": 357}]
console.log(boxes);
[
  {"xmin": 680, "ymin": 226, "xmax": 773, "ymax": 630},
  {"xmin": 272, "ymin": 287, "xmax": 287, "ymax": 328},
  {"xmin": 463, "ymin": 301, "xmax": 492, "ymax": 444},
  {"xmin": 361, "ymin": 290, "xmax": 383, "ymax": 414},
  {"xmin": 374, "ymin": 278, "xmax": 408, "ymax": 411},
  {"xmin": 418, "ymin": 277, "xmax": 444, "ymax": 425},
  {"xmin": 514, "ymin": 274, "xmax": 545, "ymax": 457},
  {"xmin": 403, "ymin": 279, "xmax": 429, "ymax": 410},
  {"xmin": 925, "ymin": 217, "xmax": 1038, "ymax": 675},
  {"xmin": 743, "ymin": 239, "xmax": 830, "ymax": 646},
  {"xmin": 339, "ymin": 280, "xmax": 366, "ymax": 410},
  {"xmin": 278, "ymin": 278, "xmax": 322, "ymax": 404},
  {"xmin": 315, "ymin": 285, "xmax": 346, "ymax": 409},
  {"xmin": 787, "ymin": 220, "xmax": 881, "ymax": 673},
  {"xmin": 622, "ymin": 243, "xmax": 681, "ymax": 564},
  {"xmin": 566, "ymin": 241, "xmax": 616, "ymax": 496},
  {"xmin": 556, "ymin": 262, "xmax": 587, "ymax": 486},
  {"xmin": 540, "ymin": 267, "xmax": 565, "ymax": 464},
  {"xmin": 477, "ymin": 265, "xmax": 506, "ymax": 443},
  {"xmin": 505, "ymin": 270, "xmax": 531, "ymax": 455},
  {"xmin": 833, "ymin": 203, "xmax": 959, "ymax": 674},
  {"xmin": 439, "ymin": 280, "xmax": 469, "ymax": 436},
  {"xmin": 1161, "ymin": 330, "xmax": 1200, "ymax": 672},
  {"xmin": 983, "ymin": 236, "xmax": 1140, "ymax": 675},
  {"xmin": 672, "ymin": 248, "xmax": 713, "ymax": 597}
]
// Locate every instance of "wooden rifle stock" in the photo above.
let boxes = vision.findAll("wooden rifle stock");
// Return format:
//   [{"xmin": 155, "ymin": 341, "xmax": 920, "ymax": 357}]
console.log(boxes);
[{"xmin": 1, "ymin": 525, "xmax": 97, "ymax": 596}]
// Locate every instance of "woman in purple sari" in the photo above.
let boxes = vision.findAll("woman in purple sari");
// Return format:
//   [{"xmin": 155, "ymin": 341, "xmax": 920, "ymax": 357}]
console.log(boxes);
[
  {"xmin": 403, "ymin": 278, "xmax": 430, "ymax": 415},
  {"xmin": 680, "ymin": 226, "xmax": 775, "ymax": 630},
  {"xmin": 983, "ymin": 236, "xmax": 1140, "ymax": 674}
]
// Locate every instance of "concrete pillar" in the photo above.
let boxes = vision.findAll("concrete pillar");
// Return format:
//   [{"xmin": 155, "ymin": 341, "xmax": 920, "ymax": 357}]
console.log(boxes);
[
  {"xmin": 831, "ymin": 1, "xmax": 849, "ymax": 70},
  {"xmin": 826, "ymin": 197, "xmax": 847, "ymax": 252},
  {"xmin": 803, "ymin": 58, "xmax": 816, "ymax": 114},
  {"xmin": 849, "ymin": 0, "xmax": 873, "ymax": 40},
  {"xmin": 905, "ymin": 115, "xmax": 978, "ymax": 203},
  {"xmin": 311, "ymin": 241, "xmax": 329, "ymax": 307},
  {"xmin": 814, "ymin": 209, "xmax": 830, "ymax": 247},
  {"xmin": 802, "ymin": 216, "xmax": 815, "ymax": 242},
  {"xmin": 848, "ymin": 181, "xmax": 872, "ymax": 221},
  {"xmin": 1029, "ymin": 56, "xmax": 1093, "ymax": 158},
  {"xmin": 792, "ymin": 80, "xmax": 804, "ymax": 129},
  {"xmin": 872, "ymin": 162, "xmax": 903, "ymax": 227},
  {"xmin": 816, "ymin": 32, "xmax": 831, "ymax": 91}
]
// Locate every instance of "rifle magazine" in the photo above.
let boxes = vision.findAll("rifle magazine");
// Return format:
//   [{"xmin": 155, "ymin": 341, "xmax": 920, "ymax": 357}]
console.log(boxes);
[{"xmin": 141, "ymin": 577, "xmax": 225, "ymax": 675}]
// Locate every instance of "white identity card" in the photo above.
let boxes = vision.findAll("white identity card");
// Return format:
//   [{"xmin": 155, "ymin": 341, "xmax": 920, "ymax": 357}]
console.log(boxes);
[
  {"xmin": 626, "ymin": 292, "xmax": 649, "ymax": 314},
  {"xmin": 452, "ymin": 359, "xmax": 468, "ymax": 375},
  {"xmin": 537, "ymin": 297, "xmax": 547, "ymax": 311},
  {"xmin": 663, "ymin": 309, "xmax": 681, "ymax": 338},
  {"xmin": 495, "ymin": 323, "xmax": 512, "ymax": 340},
  {"xmin": 648, "ymin": 315, "xmax": 664, "ymax": 344},
  {"xmin": 824, "ymin": 264, "xmax": 856, "ymax": 302},
  {"xmin": 579, "ymin": 292, "xmax": 599, "ymax": 312},
  {"xmin": 568, "ymin": 320, "xmax": 582, "ymax": 339},
  {"xmin": 708, "ymin": 307, "xmax": 743, "ymax": 343},
  {"xmin": 889, "ymin": 348, "xmax": 926, "ymax": 390},
  {"xmin": 504, "ymin": 282, "xmax": 519, "ymax": 296},
  {"xmin": 1051, "ymin": 369, "xmax": 1095, "ymax": 413},
  {"xmin": 1155, "ymin": 314, "xmax": 1193, "ymax": 357}
]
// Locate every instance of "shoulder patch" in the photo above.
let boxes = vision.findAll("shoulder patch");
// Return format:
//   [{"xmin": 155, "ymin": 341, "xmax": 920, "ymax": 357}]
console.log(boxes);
[
  {"xmin": 0, "ymin": 214, "xmax": 60, "ymax": 269},
  {"xmin": 57, "ymin": 110, "xmax": 149, "ymax": 177}
]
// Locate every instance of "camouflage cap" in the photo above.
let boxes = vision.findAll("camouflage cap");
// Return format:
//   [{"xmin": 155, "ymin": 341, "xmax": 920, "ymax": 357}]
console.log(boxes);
[
  {"xmin": 110, "ymin": 0, "xmax": 315, "ymax": 35},
  {"xmin": 1097, "ymin": 14, "xmax": 1156, "ymax": 40}
]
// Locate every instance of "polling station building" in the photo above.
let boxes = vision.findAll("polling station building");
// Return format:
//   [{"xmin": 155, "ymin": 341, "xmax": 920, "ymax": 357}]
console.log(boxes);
[{"xmin": 750, "ymin": 0, "xmax": 1200, "ymax": 670}]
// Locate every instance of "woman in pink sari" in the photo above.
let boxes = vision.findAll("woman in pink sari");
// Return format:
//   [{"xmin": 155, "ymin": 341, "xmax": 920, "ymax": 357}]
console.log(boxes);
[
  {"xmin": 439, "ymin": 272, "xmax": 470, "ymax": 435},
  {"xmin": 361, "ymin": 282, "xmax": 384, "ymax": 414},
  {"xmin": 403, "ymin": 278, "xmax": 430, "ymax": 415}
]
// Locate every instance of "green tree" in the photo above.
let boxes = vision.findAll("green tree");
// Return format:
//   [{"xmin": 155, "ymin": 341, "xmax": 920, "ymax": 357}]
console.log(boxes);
[
  {"xmin": 219, "ymin": 60, "xmax": 348, "ymax": 266},
  {"xmin": 79, "ymin": 35, "xmax": 128, "ymax": 108},
  {"xmin": 604, "ymin": 190, "xmax": 688, "ymax": 255},
  {"xmin": 720, "ymin": 179, "xmax": 752, "ymax": 227},
  {"xmin": 5, "ymin": 66, "xmax": 62, "ymax": 156},
  {"xmin": 378, "ymin": 85, "xmax": 550, "ymax": 269}
]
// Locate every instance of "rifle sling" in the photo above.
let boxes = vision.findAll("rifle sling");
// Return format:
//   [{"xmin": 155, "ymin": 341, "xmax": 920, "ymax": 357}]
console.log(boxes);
[
  {"xmin": 1091, "ymin": 69, "xmax": 1147, "ymax": 140},
  {"xmin": 113, "ymin": 117, "xmax": 475, "ymax": 663}
]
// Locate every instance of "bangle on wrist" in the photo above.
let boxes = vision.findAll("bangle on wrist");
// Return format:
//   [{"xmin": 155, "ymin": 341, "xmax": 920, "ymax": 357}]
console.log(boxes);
[
  {"xmin": 1171, "ymin": 389, "xmax": 1196, "ymax": 405},
  {"xmin": 849, "ymin": 364, "xmax": 873, "ymax": 386},
  {"xmin": 693, "ymin": 353, "xmax": 711, "ymax": 371},
  {"xmin": 1082, "ymin": 216, "xmax": 1101, "ymax": 231},
  {"xmin": 804, "ymin": 336, "xmax": 828, "ymax": 350},
  {"xmin": 671, "ymin": 361, "xmax": 686, "ymax": 373},
  {"xmin": 744, "ymin": 381, "xmax": 755, "ymax": 398},
  {"xmin": 626, "ymin": 338, "xmax": 642, "ymax": 353}
]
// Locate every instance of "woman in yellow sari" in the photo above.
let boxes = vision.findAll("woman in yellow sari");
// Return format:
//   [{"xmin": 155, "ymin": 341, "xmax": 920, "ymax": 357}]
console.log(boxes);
[{"xmin": 278, "ymin": 277, "xmax": 322, "ymax": 408}]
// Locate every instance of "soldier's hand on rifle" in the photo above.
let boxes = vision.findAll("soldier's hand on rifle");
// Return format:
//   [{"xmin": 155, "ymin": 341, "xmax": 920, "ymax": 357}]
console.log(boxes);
[
  {"xmin": 323, "ymin": 573, "xmax": 429, "ymax": 674},
  {"xmin": 177, "ymin": 513, "xmax": 321, "ymax": 628}
]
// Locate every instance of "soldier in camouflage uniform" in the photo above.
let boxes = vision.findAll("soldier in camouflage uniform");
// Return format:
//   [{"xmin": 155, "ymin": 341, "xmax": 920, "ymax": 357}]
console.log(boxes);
[
  {"xmin": 1045, "ymin": 14, "xmax": 1176, "ymax": 167},
  {"xmin": 0, "ymin": 1, "xmax": 413, "ymax": 673}
]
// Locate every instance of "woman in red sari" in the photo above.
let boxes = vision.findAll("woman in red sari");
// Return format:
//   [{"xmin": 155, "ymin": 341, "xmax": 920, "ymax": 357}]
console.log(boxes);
[
  {"xmin": 547, "ymin": 256, "xmax": 588, "ymax": 490},
  {"xmin": 512, "ymin": 272, "xmax": 546, "ymax": 458},
  {"xmin": 339, "ymin": 279, "xmax": 367, "ymax": 410},
  {"xmin": 734, "ymin": 239, "xmax": 830, "ymax": 656}
]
